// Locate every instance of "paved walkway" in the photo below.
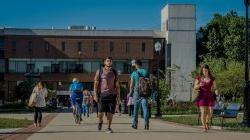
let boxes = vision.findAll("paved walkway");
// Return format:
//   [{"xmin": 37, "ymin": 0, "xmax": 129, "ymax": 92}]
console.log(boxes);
[{"xmin": 17, "ymin": 113, "xmax": 250, "ymax": 140}]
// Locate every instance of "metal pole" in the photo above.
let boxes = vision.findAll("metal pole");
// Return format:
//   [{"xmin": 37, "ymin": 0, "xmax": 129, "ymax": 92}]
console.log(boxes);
[
  {"xmin": 156, "ymin": 51, "xmax": 161, "ymax": 117},
  {"xmin": 243, "ymin": 0, "xmax": 250, "ymax": 127}
]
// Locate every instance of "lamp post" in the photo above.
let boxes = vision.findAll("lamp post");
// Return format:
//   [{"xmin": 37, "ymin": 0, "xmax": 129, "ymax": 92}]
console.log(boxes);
[
  {"xmin": 242, "ymin": 0, "xmax": 250, "ymax": 127},
  {"xmin": 78, "ymin": 51, "xmax": 82, "ymax": 72},
  {"xmin": 154, "ymin": 41, "xmax": 162, "ymax": 117}
]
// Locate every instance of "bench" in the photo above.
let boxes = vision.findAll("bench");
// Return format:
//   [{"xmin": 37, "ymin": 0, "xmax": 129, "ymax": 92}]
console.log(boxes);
[{"xmin": 197, "ymin": 103, "xmax": 240, "ymax": 128}]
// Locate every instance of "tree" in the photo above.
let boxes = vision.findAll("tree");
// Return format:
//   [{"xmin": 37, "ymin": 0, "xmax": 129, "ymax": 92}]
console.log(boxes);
[
  {"xmin": 197, "ymin": 11, "xmax": 245, "ymax": 62},
  {"xmin": 15, "ymin": 81, "xmax": 35, "ymax": 105},
  {"xmin": 193, "ymin": 58, "xmax": 244, "ymax": 101}
]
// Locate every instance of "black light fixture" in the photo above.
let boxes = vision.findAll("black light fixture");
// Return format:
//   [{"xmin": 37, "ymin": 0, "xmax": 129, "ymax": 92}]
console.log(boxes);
[
  {"xmin": 154, "ymin": 41, "xmax": 162, "ymax": 117},
  {"xmin": 242, "ymin": 0, "xmax": 250, "ymax": 127}
]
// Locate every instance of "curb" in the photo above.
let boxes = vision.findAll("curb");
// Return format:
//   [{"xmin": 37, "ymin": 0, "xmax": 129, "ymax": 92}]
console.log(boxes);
[{"xmin": 0, "ymin": 113, "xmax": 58, "ymax": 140}]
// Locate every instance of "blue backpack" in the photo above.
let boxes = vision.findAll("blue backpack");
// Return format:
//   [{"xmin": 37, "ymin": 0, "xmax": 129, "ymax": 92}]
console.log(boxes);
[{"xmin": 71, "ymin": 82, "xmax": 83, "ymax": 93}]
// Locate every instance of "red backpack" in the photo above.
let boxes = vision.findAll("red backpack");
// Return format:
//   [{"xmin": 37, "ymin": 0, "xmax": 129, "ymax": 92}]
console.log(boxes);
[{"xmin": 137, "ymin": 71, "xmax": 150, "ymax": 97}]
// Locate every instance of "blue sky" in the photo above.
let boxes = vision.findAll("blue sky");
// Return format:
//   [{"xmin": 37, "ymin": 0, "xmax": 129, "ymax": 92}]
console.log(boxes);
[{"xmin": 0, "ymin": 0, "xmax": 245, "ymax": 30}]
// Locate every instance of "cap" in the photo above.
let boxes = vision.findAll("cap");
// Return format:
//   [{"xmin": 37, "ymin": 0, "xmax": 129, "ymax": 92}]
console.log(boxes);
[{"xmin": 131, "ymin": 59, "xmax": 136, "ymax": 66}]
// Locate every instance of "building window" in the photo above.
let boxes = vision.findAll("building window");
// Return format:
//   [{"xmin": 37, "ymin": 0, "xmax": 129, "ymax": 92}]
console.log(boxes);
[
  {"xmin": 109, "ymin": 42, "xmax": 114, "ymax": 52},
  {"xmin": 12, "ymin": 41, "xmax": 16, "ymax": 52},
  {"xmin": 83, "ymin": 62, "xmax": 91, "ymax": 73},
  {"xmin": 51, "ymin": 64, "xmax": 59, "ymax": 73},
  {"xmin": 125, "ymin": 42, "xmax": 130, "ymax": 53},
  {"xmin": 45, "ymin": 42, "xmax": 50, "ymax": 52},
  {"xmin": 166, "ymin": 20, "xmax": 169, "ymax": 31},
  {"xmin": 142, "ymin": 61, "xmax": 149, "ymax": 69},
  {"xmin": 94, "ymin": 41, "xmax": 98, "ymax": 52},
  {"xmin": 0, "ymin": 38, "xmax": 4, "ymax": 50},
  {"xmin": 78, "ymin": 42, "xmax": 82, "ymax": 51},
  {"xmin": 91, "ymin": 61, "xmax": 101, "ymax": 73},
  {"xmin": 0, "ymin": 59, "xmax": 5, "ymax": 73},
  {"xmin": 76, "ymin": 64, "xmax": 83, "ymax": 73},
  {"xmin": 167, "ymin": 43, "xmax": 171, "ymax": 68},
  {"xmin": 142, "ymin": 42, "xmax": 146, "ymax": 52},
  {"xmin": 28, "ymin": 41, "xmax": 33, "ymax": 52},
  {"xmin": 61, "ymin": 42, "xmax": 66, "ymax": 51},
  {"xmin": 26, "ymin": 63, "xmax": 35, "ymax": 73}
]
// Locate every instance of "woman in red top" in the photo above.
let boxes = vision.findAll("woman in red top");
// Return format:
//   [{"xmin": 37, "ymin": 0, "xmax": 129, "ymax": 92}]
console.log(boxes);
[{"xmin": 194, "ymin": 64, "xmax": 219, "ymax": 132}]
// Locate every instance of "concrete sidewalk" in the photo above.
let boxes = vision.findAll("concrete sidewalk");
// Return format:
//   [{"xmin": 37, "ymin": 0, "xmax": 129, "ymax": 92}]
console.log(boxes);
[{"xmin": 25, "ymin": 113, "xmax": 250, "ymax": 140}]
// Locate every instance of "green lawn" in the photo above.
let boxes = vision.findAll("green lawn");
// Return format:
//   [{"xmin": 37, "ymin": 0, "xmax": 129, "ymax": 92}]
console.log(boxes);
[
  {"xmin": 0, "ymin": 118, "xmax": 33, "ymax": 129},
  {"xmin": 163, "ymin": 114, "xmax": 250, "ymax": 132}
]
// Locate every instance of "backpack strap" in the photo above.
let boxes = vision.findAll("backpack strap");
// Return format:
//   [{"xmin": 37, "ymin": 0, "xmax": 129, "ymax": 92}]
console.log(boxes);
[
  {"xmin": 98, "ymin": 68, "xmax": 103, "ymax": 84},
  {"xmin": 112, "ymin": 68, "xmax": 118, "ymax": 89},
  {"xmin": 136, "ymin": 70, "xmax": 144, "ymax": 78},
  {"xmin": 98, "ymin": 68, "xmax": 118, "ymax": 89}
]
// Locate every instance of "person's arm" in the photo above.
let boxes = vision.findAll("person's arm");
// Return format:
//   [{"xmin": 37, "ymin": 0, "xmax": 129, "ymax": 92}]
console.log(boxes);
[
  {"xmin": 212, "ymin": 80, "xmax": 219, "ymax": 95},
  {"xmin": 194, "ymin": 79, "xmax": 200, "ymax": 90},
  {"xmin": 93, "ymin": 70, "xmax": 100, "ymax": 102},
  {"xmin": 116, "ymin": 78, "xmax": 120, "ymax": 103},
  {"xmin": 129, "ymin": 77, "xmax": 134, "ymax": 95}
]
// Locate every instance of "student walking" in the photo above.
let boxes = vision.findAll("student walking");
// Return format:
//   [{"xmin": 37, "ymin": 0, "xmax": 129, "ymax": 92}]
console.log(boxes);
[
  {"xmin": 83, "ymin": 89, "xmax": 91, "ymax": 117},
  {"xmin": 31, "ymin": 82, "xmax": 48, "ymax": 127},
  {"xmin": 194, "ymin": 64, "xmax": 219, "ymax": 132},
  {"xmin": 129, "ymin": 60, "xmax": 150, "ymax": 130},
  {"xmin": 93, "ymin": 57, "xmax": 120, "ymax": 133}
]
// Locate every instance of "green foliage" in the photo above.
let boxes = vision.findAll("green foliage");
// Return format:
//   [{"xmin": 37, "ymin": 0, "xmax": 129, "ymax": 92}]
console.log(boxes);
[
  {"xmin": 216, "ymin": 61, "xmax": 244, "ymax": 100},
  {"xmin": 198, "ymin": 11, "xmax": 245, "ymax": 62},
  {"xmin": 193, "ymin": 58, "xmax": 244, "ymax": 100},
  {"xmin": 47, "ymin": 89, "xmax": 57, "ymax": 101},
  {"xmin": 165, "ymin": 114, "xmax": 250, "ymax": 132},
  {"xmin": 0, "ymin": 118, "xmax": 33, "ymax": 129},
  {"xmin": 159, "ymin": 78, "xmax": 170, "ymax": 110},
  {"xmin": 163, "ymin": 102, "xmax": 199, "ymax": 115},
  {"xmin": 15, "ymin": 81, "xmax": 35, "ymax": 104}
]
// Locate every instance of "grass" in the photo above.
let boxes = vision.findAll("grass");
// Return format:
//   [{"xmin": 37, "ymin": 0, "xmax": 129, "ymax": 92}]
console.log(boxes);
[
  {"xmin": 0, "ymin": 118, "xmax": 33, "ymax": 129},
  {"xmin": 163, "ymin": 114, "xmax": 250, "ymax": 132}
]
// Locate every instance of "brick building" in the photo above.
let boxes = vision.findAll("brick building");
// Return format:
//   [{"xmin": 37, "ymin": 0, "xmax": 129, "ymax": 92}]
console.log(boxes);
[
  {"xmin": 0, "ymin": 28, "xmax": 165, "ymax": 103},
  {"xmin": 0, "ymin": 4, "xmax": 196, "ymax": 104}
]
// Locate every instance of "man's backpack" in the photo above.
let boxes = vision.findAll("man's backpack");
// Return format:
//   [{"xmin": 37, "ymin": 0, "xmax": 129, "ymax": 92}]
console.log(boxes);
[
  {"xmin": 71, "ymin": 82, "xmax": 83, "ymax": 93},
  {"xmin": 137, "ymin": 71, "xmax": 150, "ymax": 97}
]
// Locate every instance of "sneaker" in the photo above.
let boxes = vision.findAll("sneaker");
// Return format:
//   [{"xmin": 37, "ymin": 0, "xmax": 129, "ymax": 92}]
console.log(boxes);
[
  {"xmin": 131, "ymin": 125, "xmax": 137, "ymax": 130},
  {"xmin": 144, "ymin": 124, "xmax": 149, "ymax": 130},
  {"xmin": 98, "ymin": 123, "xmax": 103, "ymax": 131},
  {"xmin": 105, "ymin": 128, "xmax": 113, "ymax": 133}
]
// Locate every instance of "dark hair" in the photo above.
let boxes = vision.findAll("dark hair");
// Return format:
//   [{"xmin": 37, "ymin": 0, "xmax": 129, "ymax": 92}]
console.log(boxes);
[
  {"xmin": 135, "ymin": 60, "xmax": 142, "ymax": 66},
  {"xmin": 199, "ymin": 64, "xmax": 215, "ymax": 80},
  {"xmin": 104, "ymin": 57, "xmax": 113, "ymax": 61}
]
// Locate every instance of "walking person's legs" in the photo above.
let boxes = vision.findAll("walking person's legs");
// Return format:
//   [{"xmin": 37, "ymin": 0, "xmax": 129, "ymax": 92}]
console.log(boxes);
[
  {"xmin": 200, "ymin": 106, "xmax": 208, "ymax": 132},
  {"xmin": 129, "ymin": 105, "xmax": 133, "ymax": 117},
  {"xmin": 131, "ymin": 105, "xmax": 134, "ymax": 116},
  {"xmin": 86, "ymin": 104, "xmax": 90, "ymax": 117},
  {"xmin": 98, "ymin": 112, "xmax": 104, "ymax": 131},
  {"xmin": 34, "ymin": 107, "xmax": 38, "ymax": 127},
  {"xmin": 82, "ymin": 105, "xmax": 86, "ymax": 116},
  {"xmin": 206, "ymin": 107, "xmax": 213, "ymax": 129},
  {"xmin": 132, "ymin": 99, "xmax": 140, "ymax": 129},
  {"xmin": 141, "ymin": 98, "xmax": 149, "ymax": 130},
  {"xmin": 37, "ymin": 107, "xmax": 42, "ymax": 127},
  {"xmin": 106, "ymin": 113, "xmax": 113, "ymax": 129}
]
